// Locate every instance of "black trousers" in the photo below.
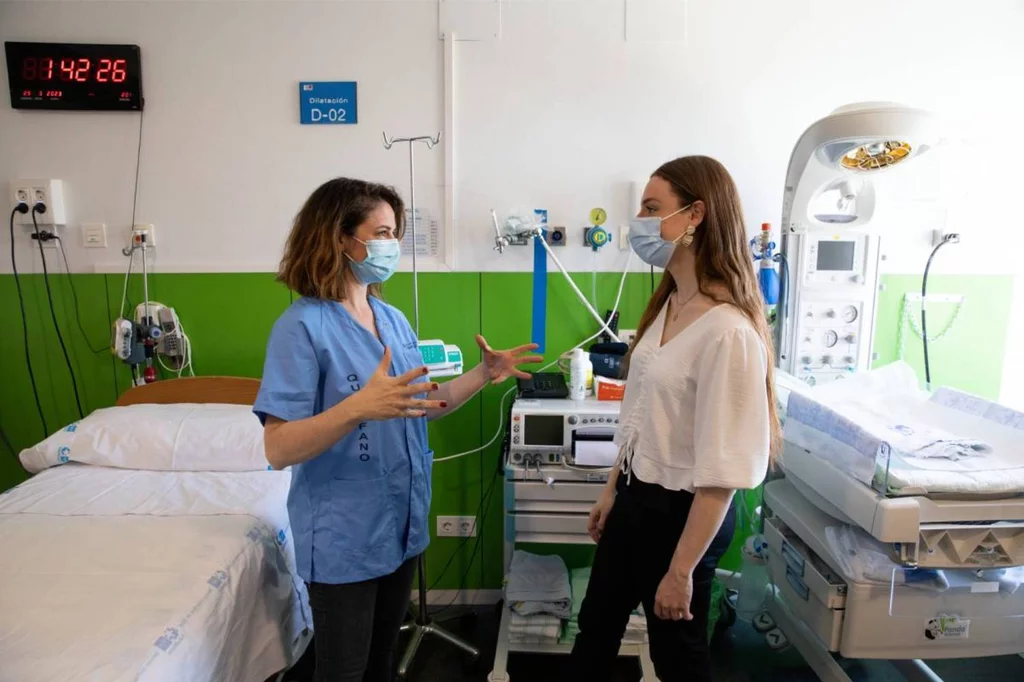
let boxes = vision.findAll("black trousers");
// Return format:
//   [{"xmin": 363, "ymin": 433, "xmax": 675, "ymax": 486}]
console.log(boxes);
[
  {"xmin": 567, "ymin": 476, "xmax": 735, "ymax": 682},
  {"xmin": 306, "ymin": 556, "xmax": 418, "ymax": 682}
]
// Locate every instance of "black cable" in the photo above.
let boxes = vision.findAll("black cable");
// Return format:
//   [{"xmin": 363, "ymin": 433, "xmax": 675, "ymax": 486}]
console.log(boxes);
[
  {"xmin": 921, "ymin": 234, "xmax": 959, "ymax": 388},
  {"xmin": 432, "ymin": 465, "xmax": 502, "ymax": 619},
  {"xmin": 773, "ymin": 252, "xmax": 790, "ymax": 331},
  {"xmin": 54, "ymin": 237, "xmax": 108, "ymax": 355},
  {"xmin": 430, "ymin": 395, "xmax": 514, "ymax": 617},
  {"xmin": 649, "ymin": 265, "xmax": 655, "ymax": 294},
  {"xmin": 9, "ymin": 207, "xmax": 49, "ymax": 437},
  {"xmin": 31, "ymin": 207, "xmax": 85, "ymax": 420},
  {"xmin": 0, "ymin": 423, "xmax": 14, "ymax": 458},
  {"xmin": 427, "ymin": 393, "xmax": 514, "ymax": 591},
  {"xmin": 130, "ymin": 109, "xmax": 144, "ymax": 232}
]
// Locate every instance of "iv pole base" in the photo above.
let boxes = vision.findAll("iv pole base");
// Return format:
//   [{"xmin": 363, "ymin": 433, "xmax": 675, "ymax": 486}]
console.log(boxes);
[
  {"xmin": 397, "ymin": 620, "xmax": 481, "ymax": 679},
  {"xmin": 396, "ymin": 554, "xmax": 480, "ymax": 680}
]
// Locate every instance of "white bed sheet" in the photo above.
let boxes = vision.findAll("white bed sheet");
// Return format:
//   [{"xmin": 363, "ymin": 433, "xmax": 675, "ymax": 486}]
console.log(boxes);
[{"xmin": 0, "ymin": 463, "xmax": 310, "ymax": 682}]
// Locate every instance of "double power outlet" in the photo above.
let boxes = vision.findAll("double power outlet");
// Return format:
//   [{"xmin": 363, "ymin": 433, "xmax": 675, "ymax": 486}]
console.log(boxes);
[
  {"xmin": 436, "ymin": 515, "xmax": 478, "ymax": 538},
  {"xmin": 10, "ymin": 179, "xmax": 67, "ymax": 227}
]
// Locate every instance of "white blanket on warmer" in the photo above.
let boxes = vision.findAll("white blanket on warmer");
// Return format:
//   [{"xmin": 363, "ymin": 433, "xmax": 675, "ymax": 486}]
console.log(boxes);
[{"xmin": 784, "ymin": 363, "xmax": 1024, "ymax": 496}]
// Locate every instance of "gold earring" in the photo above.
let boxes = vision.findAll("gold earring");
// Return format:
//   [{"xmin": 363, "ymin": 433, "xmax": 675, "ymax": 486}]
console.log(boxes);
[{"xmin": 680, "ymin": 225, "xmax": 696, "ymax": 247}]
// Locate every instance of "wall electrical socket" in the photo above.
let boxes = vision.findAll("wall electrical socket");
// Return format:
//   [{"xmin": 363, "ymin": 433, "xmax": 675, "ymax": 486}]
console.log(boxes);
[
  {"xmin": 436, "ymin": 515, "xmax": 477, "ymax": 538},
  {"xmin": 131, "ymin": 224, "xmax": 157, "ymax": 247},
  {"xmin": 619, "ymin": 225, "xmax": 630, "ymax": 251},
  {"xmin": 10, "ymin": 179, "xmax": 67, "ymax": 226},
  {"xmin": 932, "ymin": 228, "xmax": 961, "ymax": 247}
]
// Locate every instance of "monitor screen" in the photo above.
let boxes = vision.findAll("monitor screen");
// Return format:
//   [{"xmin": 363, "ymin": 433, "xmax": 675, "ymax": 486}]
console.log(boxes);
[
  {"xmin": 816, "ymin": 241, "xmax": 856, "ymax": 271},
  {"xmin": 524, "ymin": 415, "xmax": 564, "ymax": 446}
]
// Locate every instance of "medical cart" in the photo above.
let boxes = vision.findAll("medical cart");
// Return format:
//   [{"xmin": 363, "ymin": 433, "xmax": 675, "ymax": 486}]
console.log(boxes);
[{"xmin": 487, "ymin": 396, "xmax": 658, "ymax": 682}]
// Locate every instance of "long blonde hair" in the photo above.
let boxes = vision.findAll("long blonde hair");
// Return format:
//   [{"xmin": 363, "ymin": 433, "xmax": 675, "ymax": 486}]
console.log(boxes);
[{"xmin": 627, "ymin": 156, "xmax": 782, "ymax": 463}]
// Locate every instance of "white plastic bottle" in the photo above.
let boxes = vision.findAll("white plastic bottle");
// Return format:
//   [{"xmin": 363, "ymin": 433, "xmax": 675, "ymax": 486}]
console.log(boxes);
[{"xmin": 569, "ymin": 348, "xmax": 589, "ymax": 401}]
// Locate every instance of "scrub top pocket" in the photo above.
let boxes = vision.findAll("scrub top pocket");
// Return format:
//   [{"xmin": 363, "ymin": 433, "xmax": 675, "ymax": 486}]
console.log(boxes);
[{"xmin": 316, "ymin": 476, "xmax": 397, "ymax": 558}]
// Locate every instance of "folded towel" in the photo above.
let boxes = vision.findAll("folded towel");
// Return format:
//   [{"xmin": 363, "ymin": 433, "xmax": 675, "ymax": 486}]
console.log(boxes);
[
  {"xmin": 505, "ymin": 551, "xmax": 572, "ymax": 618},
  {"xmin": 508, "ymin": 612, "xmax": 562, "ymax": 642}
]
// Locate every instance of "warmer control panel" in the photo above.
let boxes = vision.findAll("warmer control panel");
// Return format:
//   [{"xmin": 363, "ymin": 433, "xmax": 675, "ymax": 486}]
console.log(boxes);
[
  {"xmin": 794, "ymin": 301, "xmax": 864, "ymax": 384},
  {"xmin": 779, "ymin": 230, "xmax": 881, "ymax": 387}
]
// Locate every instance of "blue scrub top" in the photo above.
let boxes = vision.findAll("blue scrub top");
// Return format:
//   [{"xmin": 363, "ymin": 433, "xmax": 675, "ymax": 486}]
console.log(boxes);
[{"xmin": 253, "ymin": 296, "xmax": 431, "ymax": 585}]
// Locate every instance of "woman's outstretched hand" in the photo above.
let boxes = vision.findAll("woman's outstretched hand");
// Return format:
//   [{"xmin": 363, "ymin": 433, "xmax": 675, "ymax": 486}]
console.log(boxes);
[
  {"xmin": 477, "ymin": 335, "xmax": 542, "ymax": 384},
  {"xmin": 350, "ymin": 348, "xmax": 445, "ymax": 420}
]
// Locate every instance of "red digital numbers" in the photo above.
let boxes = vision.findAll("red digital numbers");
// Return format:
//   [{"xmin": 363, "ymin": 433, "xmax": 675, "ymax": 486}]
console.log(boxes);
[
  {"xmin": 60, "ymin": 58, "xmax": 75, "ymax": 82},
  {"xmin": 96, "ymin": 59, "xmax": 112, "ymax": 82},
  {"xmin": 74, "ymin": 58, "xmax": 91, "ymax": 82},
  {"xmin": 24, "ymin": 55, "xmax": 127, "ymax": 84}
]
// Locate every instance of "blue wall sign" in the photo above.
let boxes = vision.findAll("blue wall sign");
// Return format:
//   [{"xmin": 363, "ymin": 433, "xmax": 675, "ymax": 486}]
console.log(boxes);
[{"xmin": 299, "ymin": 82, "xmax": 357, "ymax": 125}]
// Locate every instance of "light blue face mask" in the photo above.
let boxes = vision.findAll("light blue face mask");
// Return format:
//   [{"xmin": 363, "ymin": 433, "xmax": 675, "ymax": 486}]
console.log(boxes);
[
  {"xmin": 348, "ymin": 238, "xmax": 401, "ymax": 284},
  {"xmin": 628, "ymin": 205, "xmax": 691, "ymax": 269}
]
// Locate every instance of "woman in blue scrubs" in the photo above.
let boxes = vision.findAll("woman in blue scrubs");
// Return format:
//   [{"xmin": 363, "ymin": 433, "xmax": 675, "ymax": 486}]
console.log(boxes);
[{"xmin": 254, "ymin": 178, "xmax": 540, "ymax": 682}]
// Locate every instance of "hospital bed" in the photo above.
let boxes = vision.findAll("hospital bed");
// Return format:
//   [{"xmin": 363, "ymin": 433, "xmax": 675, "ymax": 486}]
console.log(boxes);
[
  {"xmin": 762, "ymin": 365, "xmax": 1024, "ymax": 682},
  {"xmin": 0, "ymin": 377, "xmax": 311, "ymax": 682}
]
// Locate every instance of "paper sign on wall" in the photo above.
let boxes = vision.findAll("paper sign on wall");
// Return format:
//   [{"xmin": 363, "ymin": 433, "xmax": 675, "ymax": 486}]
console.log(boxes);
[
  {"xmin": 299, "ymin": 82, "xmax": 357, "ymax": 125},
  {"xmin": 401, "ymin": 208, "xmax": 439, "ymax": 257}
]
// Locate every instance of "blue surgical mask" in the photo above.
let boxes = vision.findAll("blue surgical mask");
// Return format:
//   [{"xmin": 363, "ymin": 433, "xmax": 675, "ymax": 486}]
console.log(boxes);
[
  {"xmin": 628, "ymin": 205, "xmax": 690, "ymax": 268},
  {"xmin": 348, "ymin": 238, "xmax": 401, "ymax": 284}
]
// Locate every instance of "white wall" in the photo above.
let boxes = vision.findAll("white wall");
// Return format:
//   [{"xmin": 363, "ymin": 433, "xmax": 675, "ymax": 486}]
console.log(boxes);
[{"xmin": 1, "ymin": 0, "xmax": 1023, "ymax": 276}]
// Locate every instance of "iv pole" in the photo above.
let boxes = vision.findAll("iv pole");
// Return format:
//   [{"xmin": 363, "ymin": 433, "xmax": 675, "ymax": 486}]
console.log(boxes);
[
  {"xmin": 382, "ymin": 131, "xmax": 441, "ymax": 336},
  {"xmin": 382, "ymin": 130, "xmax": 481, "ymax": 679}
]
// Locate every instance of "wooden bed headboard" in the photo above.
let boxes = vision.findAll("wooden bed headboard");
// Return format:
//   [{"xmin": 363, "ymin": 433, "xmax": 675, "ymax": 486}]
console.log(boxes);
[{"xmin": 116, "ymin": 377, "xmax": 261, "ymax": 406}]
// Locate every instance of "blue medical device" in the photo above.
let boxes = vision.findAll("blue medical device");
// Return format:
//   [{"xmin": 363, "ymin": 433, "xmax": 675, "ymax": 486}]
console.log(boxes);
[{"xmin": 751, "ymin": 222, "xmax": 780, "ymax": 306}]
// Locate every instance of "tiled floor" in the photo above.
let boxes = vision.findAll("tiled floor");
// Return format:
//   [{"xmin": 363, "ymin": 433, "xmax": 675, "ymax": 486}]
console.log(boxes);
[{"xmin": 285, "ymin": 603, "xmax": 1024, "ymax": 681}]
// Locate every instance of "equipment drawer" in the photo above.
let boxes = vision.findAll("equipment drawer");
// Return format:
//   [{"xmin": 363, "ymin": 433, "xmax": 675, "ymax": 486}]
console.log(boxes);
[{"xmin": 765, "ymin": 516, "xmax": 847, "ymax": 652}]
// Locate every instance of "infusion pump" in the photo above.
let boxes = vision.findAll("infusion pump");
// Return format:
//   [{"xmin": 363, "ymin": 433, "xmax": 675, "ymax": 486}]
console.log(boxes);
[
  {"xmin": 778, "ymin": 230, "xmax": 881, "ymax": 386},
  {"xmin": 509, "ymin": 398, "xmax": 621, "ymax": 467}
]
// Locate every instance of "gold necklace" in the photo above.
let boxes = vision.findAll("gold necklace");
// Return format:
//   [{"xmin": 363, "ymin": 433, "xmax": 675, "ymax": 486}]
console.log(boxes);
[{"xmin": 670, "ymin": 288, "xmax": 700, "ymax": 321}]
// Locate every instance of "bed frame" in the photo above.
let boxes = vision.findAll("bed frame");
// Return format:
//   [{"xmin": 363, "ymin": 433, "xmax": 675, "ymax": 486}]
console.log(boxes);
[{"xmin": 115, "ymin": 377, "xmax": 261, "ymax": 407}]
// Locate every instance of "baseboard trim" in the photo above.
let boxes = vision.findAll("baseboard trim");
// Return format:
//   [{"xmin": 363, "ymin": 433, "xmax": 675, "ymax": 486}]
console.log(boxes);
[{"xmin": 411, "ymin": 589, "xmax": 503, "ymax": 606}]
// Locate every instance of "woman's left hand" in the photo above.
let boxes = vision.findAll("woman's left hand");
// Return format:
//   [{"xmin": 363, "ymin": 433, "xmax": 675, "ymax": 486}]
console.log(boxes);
[
  {"xmin": 476, "ymin": 335, "xmax": 542, "ymax": 384},
  {"xmin": 654, "ymin": 570, "xmax": 694, "ymax": 621}
]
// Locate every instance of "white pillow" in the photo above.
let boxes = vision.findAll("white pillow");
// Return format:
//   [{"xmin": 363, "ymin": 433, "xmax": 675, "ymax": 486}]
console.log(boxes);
[{"xmin": 19, "ymin": 403, "xmax": 269, "ymax": 474}]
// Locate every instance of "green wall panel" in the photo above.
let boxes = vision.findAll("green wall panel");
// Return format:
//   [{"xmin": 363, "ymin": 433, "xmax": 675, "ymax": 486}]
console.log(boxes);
[
  {"xmin": 1, "ymin": 272, "xmax": 115, "ymax": 489},
  {"xmin": 873, "ymin": 274, "xmax": 1012, "ymax": 398},
  {"xmin": 0, "ymin": 269, "xmax": 1016, "ymax": 590},
  {"xmin": 114, "ymin": 272, "xmax": 291, "ymax": 380}
]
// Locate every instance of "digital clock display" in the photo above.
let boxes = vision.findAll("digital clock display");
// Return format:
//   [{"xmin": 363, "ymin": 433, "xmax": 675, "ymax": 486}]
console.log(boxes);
[{"xmin": 5, "ymin": 42, "xmax": 143, "ymax": 111}]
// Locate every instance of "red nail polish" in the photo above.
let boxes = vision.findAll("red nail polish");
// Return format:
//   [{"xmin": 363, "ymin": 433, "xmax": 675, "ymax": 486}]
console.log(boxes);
[{"xmin": 440, "ymin": 402, "xmax": 448, "ymax": 408}]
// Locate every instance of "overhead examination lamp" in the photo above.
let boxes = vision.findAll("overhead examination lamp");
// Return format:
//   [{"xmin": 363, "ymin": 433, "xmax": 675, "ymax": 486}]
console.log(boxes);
[
  {"xmin": 774, "ymin": 102, "xmax": 939, "ymax": 383},
  {"xmin": 782, "ymin": 101, "xmax": 937, "ymax": 232}
]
